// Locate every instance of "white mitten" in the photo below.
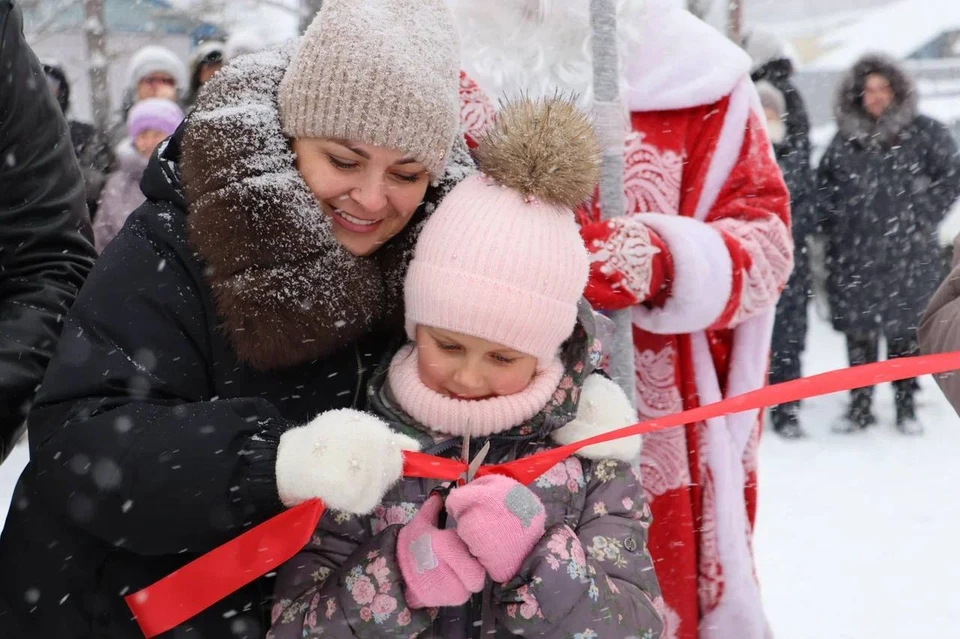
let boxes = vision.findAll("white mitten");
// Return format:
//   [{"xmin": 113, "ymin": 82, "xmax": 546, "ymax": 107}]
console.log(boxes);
[
  {"xmin": 551, "ymin": 374, "xmax": 642, "ymax": 462},
  {"xmin": 276, "ymin": 408, "xmax": 420, "ymax": 514}
]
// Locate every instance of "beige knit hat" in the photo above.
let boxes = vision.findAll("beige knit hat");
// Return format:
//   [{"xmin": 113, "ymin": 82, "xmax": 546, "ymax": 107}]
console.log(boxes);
[{"xmin": 278, "ymin": 0, "xmax": 461, "ymax": 178}]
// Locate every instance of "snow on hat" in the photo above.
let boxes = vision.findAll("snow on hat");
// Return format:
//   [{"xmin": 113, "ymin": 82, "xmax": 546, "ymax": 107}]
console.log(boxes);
[
  {"xmin": 126, "ymin": 45, "xmax": 188, "ymax": 91},
  {"xmin": 278, "ymin": 0, "xmax": 461, "ymax": 178},
  {"xmin": 127, "ymin": 98, "xmax": 185, "ymax": 139},
  {"xmin": 404, "ymin": 96, "xmax": 600, "ymax": 366}
]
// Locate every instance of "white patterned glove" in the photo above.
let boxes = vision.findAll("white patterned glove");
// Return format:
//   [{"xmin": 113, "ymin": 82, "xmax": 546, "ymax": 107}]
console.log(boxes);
[{"xmin": 276, "ymin": 408, "xmax": 420, "ymax": 514}]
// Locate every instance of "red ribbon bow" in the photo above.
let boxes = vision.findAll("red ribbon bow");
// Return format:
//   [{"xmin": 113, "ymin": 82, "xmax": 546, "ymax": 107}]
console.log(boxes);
[{"xmin": 126, "ymin": 352, "xmax": 960, "ymax": 637}]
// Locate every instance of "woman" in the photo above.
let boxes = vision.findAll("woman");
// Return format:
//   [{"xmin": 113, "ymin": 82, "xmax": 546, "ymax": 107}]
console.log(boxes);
[
  {"xmin": 187, "ymin": 39, "xmax": 225, "ymax": 108},
  {"xmin": 108, "ymin": 44, "xmax": 188, "ymax": 146},
  {"xmin": 0, "ymin": 0, "xmax": 469, "ymax": 636},
  {"xmin": 818, "ymin": 54, "xmax": 960, "ymax": 435}
]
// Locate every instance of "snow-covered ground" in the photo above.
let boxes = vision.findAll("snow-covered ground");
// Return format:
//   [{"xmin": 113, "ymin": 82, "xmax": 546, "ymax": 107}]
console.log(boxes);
[
  {"xmin": 755, "ymin": 307, "xmax": 960, "ymax": 638},
  {"xmin": 1, "ymin": 309, "xmax": 957, "ymax": 637}
]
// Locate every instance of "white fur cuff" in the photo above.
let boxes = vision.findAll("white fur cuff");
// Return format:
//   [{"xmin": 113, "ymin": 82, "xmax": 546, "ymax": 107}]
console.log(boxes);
[
  {"xmin": 552, "ymin": 374, "xmax": 641, "ymax": 462},
  {"xmin": 276, "ymin": 409, "xmax": 420, "ymax": 514},
  {"xmin": 632, "ymin": 213, "xmax": 733, "ymax": 334}
]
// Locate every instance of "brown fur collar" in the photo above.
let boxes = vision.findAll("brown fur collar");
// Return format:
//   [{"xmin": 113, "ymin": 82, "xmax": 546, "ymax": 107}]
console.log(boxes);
[
  {"xmin": 179, "ymin": 46, "xmax": 474, "ymax": 370},
  {"xmin": 835, "ymin": 53, "xmax": 918, "ymax": 148}
]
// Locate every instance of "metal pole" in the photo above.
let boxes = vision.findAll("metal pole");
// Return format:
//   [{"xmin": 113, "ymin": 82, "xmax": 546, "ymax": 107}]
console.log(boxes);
[
  {"xmin": 590, "ymin": 0, "xmax": 637, "ymax": 407},
  {"xmin": 83, "ymin": 0, "xmax": 111, "ymax": 136},
  {"xmin": 728, "ymin": 0, "xmax": 744, "ymax": 44}
]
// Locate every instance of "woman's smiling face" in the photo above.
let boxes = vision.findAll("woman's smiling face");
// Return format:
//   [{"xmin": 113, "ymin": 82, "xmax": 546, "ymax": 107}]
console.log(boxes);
[{"xmin": 293, "ymin": 138, "xmax": 430, "ymax": 256}]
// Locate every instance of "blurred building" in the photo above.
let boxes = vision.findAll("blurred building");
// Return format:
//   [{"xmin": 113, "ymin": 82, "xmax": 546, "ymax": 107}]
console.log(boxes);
[{"xmin": 21, "ymin": 0, "xmax": 224, "ymax": 123}]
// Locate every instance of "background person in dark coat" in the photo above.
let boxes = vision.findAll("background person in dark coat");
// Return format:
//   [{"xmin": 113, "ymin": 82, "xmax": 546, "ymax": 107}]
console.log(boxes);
[
  {"xmin": 0, "ymin": 1, "xmax": 96, "ymax": 464},
  {"xmin": 186, "ymin": 39, "xmax": 225, "ymax": 109},
  {"xmin": 746, "ymin": 26, "xmax": 816, "ymax": 439},
  {"xmin": 818, "ymin": 53, "xmax": 960, "ymax": 435},
  {"xmin": 42, "ymin": 60, "xmax": 114, "ymax": 221},
  {"xmin": 0, "ymin": 0, "xmax": 472, "ymax": 636}
]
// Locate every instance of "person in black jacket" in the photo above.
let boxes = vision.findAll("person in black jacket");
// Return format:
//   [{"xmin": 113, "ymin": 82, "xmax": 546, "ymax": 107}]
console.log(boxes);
[
  {"xmin": 42, "ymin": 60, "xmax": 114, "ymax": 220},
  {"xmin": 818, "ymin": 54, "xmax": 960, "ymax": 435},
  {"xmin": 185, "ymin": 39, "xmax": 224, "ymax": 109},
  {"xmin": 0, "ymin": 1, "xmax": 96, "ymax": 464},
  {"xmin": 0, "ymin": 0, "xmax": 471, "ymax": 636},
  {"xmin": 745, "ymin": 27, "xmax": 816, "ymax": 439}
]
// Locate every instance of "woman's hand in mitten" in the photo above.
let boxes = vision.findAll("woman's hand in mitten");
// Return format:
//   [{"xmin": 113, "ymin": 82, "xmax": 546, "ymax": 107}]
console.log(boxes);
[
  {"xmin": 396, "ymin": 494, "xmax": 487, "ymax": 609},
  {"xmin": 445, "ymin": 474, "xmax": 547, "ymax": 583},
  {"xmin": 275, "ymin": 408, "xmax": 419, "ymax": 514}
]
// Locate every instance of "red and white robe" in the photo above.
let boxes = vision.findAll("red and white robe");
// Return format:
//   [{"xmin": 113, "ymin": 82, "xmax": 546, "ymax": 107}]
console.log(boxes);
[{"xmin": 577, "ymin": 8, "xmax": 792, "ymax": 638}]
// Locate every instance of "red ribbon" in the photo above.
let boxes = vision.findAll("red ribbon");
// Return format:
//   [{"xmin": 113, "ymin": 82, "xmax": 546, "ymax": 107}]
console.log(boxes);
[{"xmin": 126, "ymin": 352, "xmax": 960, "ymax": 636}]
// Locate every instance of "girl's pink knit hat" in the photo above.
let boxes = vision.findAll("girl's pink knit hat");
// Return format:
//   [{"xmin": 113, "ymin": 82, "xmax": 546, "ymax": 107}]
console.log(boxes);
[{"xmin": 404, "ymin": 97, "xmax": 601, "ymax": 364}]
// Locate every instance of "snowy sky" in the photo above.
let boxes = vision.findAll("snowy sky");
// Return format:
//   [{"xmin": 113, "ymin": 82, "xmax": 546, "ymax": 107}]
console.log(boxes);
[{"xmin": 746, "ymin": 0, "xmax": 894, "ymax": 23}]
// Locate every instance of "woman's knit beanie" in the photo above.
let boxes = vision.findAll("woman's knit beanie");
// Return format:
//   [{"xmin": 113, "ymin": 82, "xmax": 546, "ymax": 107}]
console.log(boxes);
[
  {"xmin": 404, "ymin": 96, "xmax": 600, "ymax": 366},
  {"xmin": 278, "ymin": 0, "xmax": 461, "ymax": 178},
  {"xmin": 127, "ymin": 98, "xmax": 185, "ymax": 139}
]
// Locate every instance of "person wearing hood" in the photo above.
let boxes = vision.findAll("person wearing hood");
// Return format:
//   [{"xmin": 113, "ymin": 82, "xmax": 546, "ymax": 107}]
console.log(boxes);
[
  {"xmin": 109, "ymin": 44, "xmax": 187, "ymax": 144},
  {"xmin": 746, "ymin": 27, "xmax": 817, "ymax": 440},
  {"xmin": 818, "ymin": 53, "xmax": 960, "ymax": 435},
  {"xmin": 0, "ymin": 0, "xmax": 473, "ymax": 636},
  {"xmin": 42, "ymin": 61, "xmax": 114, "ymax": 220},
  {"xmin": 744, "ymin": 26, "xmax": 812, "ymax": 172},
  {"xmin": 186, "ymin": 39, "xmax": 225, "ymax": 107},
  {"xmin": 93, "ymin": 98, "xmax": 184, "ymax": 253},
  {"xmin": 450, "ymin": 1, "xmax": 792, "ymax": 637}
]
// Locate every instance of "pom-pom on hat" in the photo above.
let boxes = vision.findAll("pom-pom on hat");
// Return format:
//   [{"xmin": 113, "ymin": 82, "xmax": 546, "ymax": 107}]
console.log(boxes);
[{"xmin": 404, "ymin": 95, "xmax": 600, "ymax": 366}]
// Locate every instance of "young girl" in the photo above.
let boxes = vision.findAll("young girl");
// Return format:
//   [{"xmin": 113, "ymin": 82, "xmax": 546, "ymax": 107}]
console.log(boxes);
[
  {"xmin": 94, "ymin": 97, "xmax": 184, "ymax": 252},
  {"xmin": 269, "ymin": 96, "xmax": 664, "ymax": 638}
]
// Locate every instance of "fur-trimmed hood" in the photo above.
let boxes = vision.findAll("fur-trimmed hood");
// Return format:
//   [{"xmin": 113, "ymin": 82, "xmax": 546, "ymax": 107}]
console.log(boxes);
[
  {"xmin": 178, "ymin": 45, "xmax": 474, "ymax": 370},
  {"xmin": 835, "ymin": 53, "xmax": 918, "ymax": 146}
]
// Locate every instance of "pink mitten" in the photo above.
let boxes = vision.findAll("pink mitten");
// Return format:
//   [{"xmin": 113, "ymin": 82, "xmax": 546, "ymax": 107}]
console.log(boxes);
[
  {"xmin": 446, "ymin": 474, "xmax": 547, "ymax": 583},
  {"xmin": 397, "ymin": 494, "xmax": 486, "ymax": 609}
]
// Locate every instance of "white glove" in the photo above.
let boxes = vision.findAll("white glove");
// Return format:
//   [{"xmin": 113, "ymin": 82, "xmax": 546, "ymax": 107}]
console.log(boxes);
[
  {"xmin": 551, "ymin": 374, "xmax": 642, "ymax": 462},
  {"xmin": 276, "ymin": 408, "xmax": 420, "ymax": 514}
]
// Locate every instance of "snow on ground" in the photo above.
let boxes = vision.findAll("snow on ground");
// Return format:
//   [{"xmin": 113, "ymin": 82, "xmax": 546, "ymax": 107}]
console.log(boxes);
[
  {"xmin": 0, "ymin": 309, "xmax": 957, "ymax": 637},
  {"xmin": 756, "ymin": 306, "xmax": 960, "ymax": 638}
]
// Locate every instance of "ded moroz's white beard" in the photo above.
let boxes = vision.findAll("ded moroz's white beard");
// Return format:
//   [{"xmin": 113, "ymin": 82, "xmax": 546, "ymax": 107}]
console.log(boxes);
[{"xmin": 449, "ymin": 0, "xmax": 681, "ymax": 110}]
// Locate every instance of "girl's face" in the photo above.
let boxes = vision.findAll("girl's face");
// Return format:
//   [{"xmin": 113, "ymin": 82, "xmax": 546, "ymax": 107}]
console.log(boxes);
[
  {"xmin": 134, "ymin": 129, "xmax": 168, "ymax": 157},
  {"xmin": 293, "ymin": 138, "xmax": 430, "ymax": 256},
  {"xmin": 416, "ymin": 326, "xmax": 538, "ymax": 400}
]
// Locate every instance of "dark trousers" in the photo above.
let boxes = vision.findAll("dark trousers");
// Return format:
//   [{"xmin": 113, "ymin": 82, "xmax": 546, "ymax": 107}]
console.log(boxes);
[
  {"xmin": 769, "ymin": 262, "xmax": 810, "ymax": 425},
  {"xmin": 846, "ymin": 332, "xmax": 919, "ymax": 418}
]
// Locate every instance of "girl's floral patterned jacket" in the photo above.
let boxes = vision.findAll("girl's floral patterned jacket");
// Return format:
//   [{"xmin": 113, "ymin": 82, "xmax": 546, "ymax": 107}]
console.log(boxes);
[{"xmin": 269, "ymin": 305, "xmax": 664, "ymax": 638}]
